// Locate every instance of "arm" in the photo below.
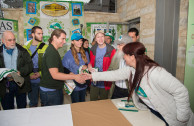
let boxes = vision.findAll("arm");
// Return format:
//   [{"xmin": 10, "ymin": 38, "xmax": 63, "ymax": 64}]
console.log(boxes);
[
  {"xmin": 150, "ymin": 67, "xmax": 190, "ymax": 122},
  {"xmin": 92, "ymin": 66, "xmax": 132, "ymax": 81},
  {"xmin": 19, "ymin": 50, "xmax": 33, "ymax": 77},
  {"xmin": 49, "ymin": 68, "xmax": 84, "ymax": 83}
]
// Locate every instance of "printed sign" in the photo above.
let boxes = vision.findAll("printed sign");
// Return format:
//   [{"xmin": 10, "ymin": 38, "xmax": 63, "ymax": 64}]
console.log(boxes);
[{"xmin": 0, "ymin": 18, "xmax": 18, "ymax": 45}]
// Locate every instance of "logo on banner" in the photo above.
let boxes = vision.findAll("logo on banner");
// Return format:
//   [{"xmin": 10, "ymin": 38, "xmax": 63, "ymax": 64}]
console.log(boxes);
[{"xmin": 47, "ymin": 19, "xmax": 64, "ymax": 34}]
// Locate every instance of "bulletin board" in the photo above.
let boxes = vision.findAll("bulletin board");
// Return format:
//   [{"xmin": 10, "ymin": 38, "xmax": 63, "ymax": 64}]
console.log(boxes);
[{"xmin": 23, "ymin": 0, "xmax": 85, "ymax": 57}]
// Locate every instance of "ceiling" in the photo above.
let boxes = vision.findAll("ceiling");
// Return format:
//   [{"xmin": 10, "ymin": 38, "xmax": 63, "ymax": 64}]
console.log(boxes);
[{"xmin": 1, "ymin": 0, "xmax": 116, "ymax": 13}]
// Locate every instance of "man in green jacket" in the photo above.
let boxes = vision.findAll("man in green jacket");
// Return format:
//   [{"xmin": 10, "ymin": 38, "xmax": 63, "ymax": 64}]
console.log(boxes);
[
  {"xmin": 0, "ymin": 31, "xmax": 33, "ymax": 110},
  {"xmin": 23, "ymin": 26, "xmax": 48, "ymax": 107}
]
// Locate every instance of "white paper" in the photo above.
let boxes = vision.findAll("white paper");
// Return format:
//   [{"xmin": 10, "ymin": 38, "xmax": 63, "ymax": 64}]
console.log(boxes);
[{"xmin": 0, "ymin": 104, "xmax": 73, "ymax": 126}]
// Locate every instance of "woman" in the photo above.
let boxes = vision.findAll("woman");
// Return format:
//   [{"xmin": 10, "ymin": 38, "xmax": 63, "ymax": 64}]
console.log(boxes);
[
  {"xmin": 82, "ymin": 38, "xmax": 90, "ymax": 55},
  {"xmin": 62, "ymin": 33, "xmax": 90, "ymax": 103},
  {"xmin": 88, "ymin": 30, "xmax": 116, "ymax": 101},
  {"xmin": 86, "ymin": 42, "xmax": 194, "ymax": 126}
]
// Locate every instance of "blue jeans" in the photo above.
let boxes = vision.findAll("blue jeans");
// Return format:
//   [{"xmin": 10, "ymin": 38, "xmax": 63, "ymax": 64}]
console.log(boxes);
[
  {"xmin": 40, "ymin": 89, "xmax": 64, "ymax": 106},
  {"xmin": 71, "ymin": 89, "xmax": 86, "ymax": 103},
  {"xmin": 1, "ymin": 81, "xmax": 27, "ymax": 110},
  {"xmin": 28, "ymin": 83, "xmax": 39, "ymax": 107}
]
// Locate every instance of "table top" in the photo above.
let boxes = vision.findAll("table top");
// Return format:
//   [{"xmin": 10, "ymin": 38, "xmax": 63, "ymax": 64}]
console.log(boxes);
[
  {"xmin": 0, "ymin": 98, "xmax": 165, "ymax": 126},
  {"xmin": 111, "ymin": 97, "xmax": 165, "ymax": 126}
]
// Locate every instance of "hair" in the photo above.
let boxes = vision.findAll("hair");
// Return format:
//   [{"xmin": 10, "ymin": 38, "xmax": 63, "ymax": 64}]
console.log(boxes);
[
  {"xmin": 122, "ymin": 42, "xmax": 159, "ymax": 100},
  {"xmin": 128, "ymin": 28, "xmax": 139, "ymax": 36},
  {"xmin": 82, "ymin": 38, "xmax": 89, "ymax": 46},
  {"xmin": 71, "ymin": 40, "xmax": 88, "ymax": 65},
  {"xmin": 91, "ymin": 37, "xmax": 96, "ymax": 46},
  {"xmin": 2, "ymin": 31, "xmax": 14, "ymax": 42},
  {"xmin": 48, "ymin": 29, "xmax": 66, "ymax": 44},
  {"xmin": 31, "ymin": 26, "xmax": 42, "ymax": 33}
]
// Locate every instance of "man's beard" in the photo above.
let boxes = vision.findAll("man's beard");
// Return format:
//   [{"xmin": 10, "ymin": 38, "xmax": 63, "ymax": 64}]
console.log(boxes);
[
  {"xmin": 4, "ymin": 43, "xmax": 15, "ymax": 49},
  {"xmin": 35, "ymin": 36, "xmax": 42, "ymax": 42}
]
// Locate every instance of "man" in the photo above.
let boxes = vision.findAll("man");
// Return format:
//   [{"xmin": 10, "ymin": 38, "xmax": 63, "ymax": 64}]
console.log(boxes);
[
  {"xmin": 40, "ymin": 29, "xmax": 85, "ymax": 106},
  {"xmin": 88, "ymin": 30, "xmax": 116, "ymax": 101},
  {"xmin": 105, "ymin": 32, "xmax": 114, "ymax": 45},
  {"xmin": 23, "ymin": 26, "xmax": 48, "ymax": 107},
  {"xmin": 108, "ymin": 34, "xmax": 133, "ymax": 99},
  {"xmin": 128, "ymin": 27, "xmax": 139, "ymax": 42},
  {"xmin": 0, "ymin": 31, "xmax": 33, "ymax": 110}
]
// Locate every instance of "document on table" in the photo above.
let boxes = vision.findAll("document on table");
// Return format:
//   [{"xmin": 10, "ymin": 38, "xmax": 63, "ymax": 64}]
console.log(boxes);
[{"xmin": 0, "ymin": 104, "xmax": 73, "ymax": 126}]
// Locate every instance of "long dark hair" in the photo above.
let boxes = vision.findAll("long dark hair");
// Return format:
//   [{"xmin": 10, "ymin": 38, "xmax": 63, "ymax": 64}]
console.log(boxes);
[{"xmin": 122, "ymin": 42, "xmax": 159, "ymax": 101}]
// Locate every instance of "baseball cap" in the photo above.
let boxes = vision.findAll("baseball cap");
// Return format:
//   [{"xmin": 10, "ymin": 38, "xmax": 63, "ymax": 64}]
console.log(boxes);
[
  {"xmin": 71, "ymin": 33, "xmax": 83, "ymax": 41},
  {"xmin": 114, "ymin": 34, "xmax": 133, "ymax": 45},
  {"xmin": 95, "ymin": 30, "xmax": 104, "ymax": 36},
  {"xmin": 105, "ymin": 32, "xmax": 114, "ymax": 41}
]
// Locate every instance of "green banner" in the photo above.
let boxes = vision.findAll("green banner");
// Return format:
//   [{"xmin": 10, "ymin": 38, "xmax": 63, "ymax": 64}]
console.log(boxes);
[{"xmin": 184, "ymin": 0, "xmax": 194, "ymax": 111}]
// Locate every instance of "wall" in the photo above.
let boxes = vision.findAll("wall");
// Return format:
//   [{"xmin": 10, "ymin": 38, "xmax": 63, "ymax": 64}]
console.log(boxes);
[
  {"xmin": 2, "ymin": 0, "xmax": 189, "ymax": 82},
  {"xmin": 2, "ymin": 8, "xmax": 24, "ymax": 45},
  {"xmin": 116, "ymin": 0, "xmax": 188, "ymax": 82}
]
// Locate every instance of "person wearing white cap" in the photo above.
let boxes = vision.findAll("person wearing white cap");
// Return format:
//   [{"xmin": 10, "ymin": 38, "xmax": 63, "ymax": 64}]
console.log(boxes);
[
  {"xmin": 88, "ymin": 30, "xmax": 116, "ymax": 101},
  {"xmin": 107, "ymin": 34, "xmax": 133, "ymax": 99}
]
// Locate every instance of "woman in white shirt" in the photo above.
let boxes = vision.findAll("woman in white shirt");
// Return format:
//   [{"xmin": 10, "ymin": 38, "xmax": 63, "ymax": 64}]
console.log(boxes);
[{"xmin": 86, "ymin": 42, "xmax": 194, "ymax": 126}]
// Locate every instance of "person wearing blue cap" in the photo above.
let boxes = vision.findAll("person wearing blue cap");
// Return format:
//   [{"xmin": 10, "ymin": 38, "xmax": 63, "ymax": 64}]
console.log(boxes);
[{"xmin": 62, "ymin": 33, "xmax": 90, "ymax": 103}]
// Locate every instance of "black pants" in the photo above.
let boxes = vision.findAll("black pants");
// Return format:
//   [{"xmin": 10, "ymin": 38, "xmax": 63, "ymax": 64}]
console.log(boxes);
[
  {"xmin": 111, "ymin": 85, "xmax": 129, "ymax": 99},
  {"xmin": 149, "ymin": 107, "xmax": 169, "ymax": 126}
]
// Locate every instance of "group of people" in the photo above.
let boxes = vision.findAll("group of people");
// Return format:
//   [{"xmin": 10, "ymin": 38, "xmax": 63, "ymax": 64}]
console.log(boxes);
[{"xmin": 0, "ymin": 26, "xmax": 193, "ymax": 126}]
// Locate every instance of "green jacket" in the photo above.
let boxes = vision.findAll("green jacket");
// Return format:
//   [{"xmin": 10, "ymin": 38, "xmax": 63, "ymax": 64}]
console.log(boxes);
[
  {"xmin": 23, "ymin": 40, "xmax": 48, "ymax": 75},
  {"xmin": 0, "ymin": 44, "xmax": 33, "ymax": 98}
]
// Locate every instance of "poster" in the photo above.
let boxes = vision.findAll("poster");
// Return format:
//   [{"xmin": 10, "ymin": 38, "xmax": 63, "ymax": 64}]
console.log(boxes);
[
  {"xmin": 184, "ymin": 0, "xmax": 194, "ymax": 111},
  {"xmin": 0, "ymin": 18, "xmax": 19, "ymax": 45}
]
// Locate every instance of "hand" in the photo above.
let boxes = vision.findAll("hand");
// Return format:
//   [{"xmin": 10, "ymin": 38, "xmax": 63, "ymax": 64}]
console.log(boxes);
[
  {"xmin": 82, "ymin": 65, "xmax": 88, "ymax": 70},
  {"xmin": 74, "ymin": 74, "xmax": 86, "ymax": 84},
  {"xmin": 34, "ymin": 72, "xmax": 40, "ymax": 78},
  {"xmin": 82, "ymin": 73, "xmax": 92, "ymax": 80},
  {"xmin": 88, "ymin": 64, "xmax": 93, "ymax": 72},
  {"xmin": 30, "ymin": 74, "xmax": 37, "ymax": 80},
  {"xmin": 7, "ymin": 74, "xmax": 12, "ymax": 78},
  {"xmin": 17, "ymin": 71, "xmax": 21, "ymax": 76}
]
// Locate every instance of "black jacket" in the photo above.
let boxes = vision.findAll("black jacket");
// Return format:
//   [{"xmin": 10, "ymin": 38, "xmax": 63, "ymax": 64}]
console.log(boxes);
[{"xmin": 0, "ymin": 44, "xmax": 33, "ymax": 98}]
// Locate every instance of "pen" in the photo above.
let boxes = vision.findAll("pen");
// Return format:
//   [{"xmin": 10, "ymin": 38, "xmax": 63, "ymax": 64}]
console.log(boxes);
[
  {"xmin": 121, "ymin": 99, "xmax": 132, "ymax": 102},
  {"xmin": 118, "ymin": 108, "xmax": 138, "ymax": 112}
]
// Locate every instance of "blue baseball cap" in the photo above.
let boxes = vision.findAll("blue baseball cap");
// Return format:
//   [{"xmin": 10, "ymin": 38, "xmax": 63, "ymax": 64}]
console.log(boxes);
[{"xmin": 71, "ymin": 33, "xmax": 83, "ymax": 41}]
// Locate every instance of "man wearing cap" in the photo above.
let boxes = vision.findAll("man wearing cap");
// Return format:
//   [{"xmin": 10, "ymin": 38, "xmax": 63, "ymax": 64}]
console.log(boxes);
[
  {"xmin": 0, "ymin": 31, "xmax": 33, "ymax": 110},
  {"xmin": 108, "ymin": 34, "xmax": 133, "ymax": 99},
  {"xmin": 88, "ymin": 30, "xmax": 116, "ymax": 101},
  {"xmin": 105, "ymin": 32, "xmax": 114, "ymax": 45},
  {"xmin": 39, "ymin": 29, "xmax": 85, "ymax": 106}
]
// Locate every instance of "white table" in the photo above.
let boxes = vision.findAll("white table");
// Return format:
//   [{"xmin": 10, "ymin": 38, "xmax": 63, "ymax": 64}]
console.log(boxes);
[
  {"xmin": 111, "ymin": 97, "xmax": 166, "ymax": 126},
  {"xmin": 0, "ymin": 98, "xmax": 165, "ymax": 126}
]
